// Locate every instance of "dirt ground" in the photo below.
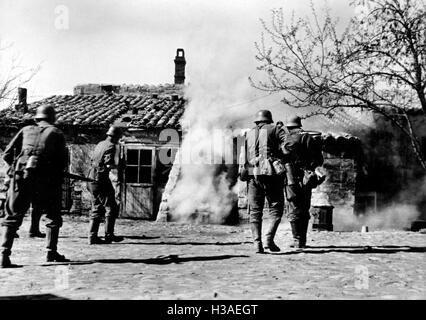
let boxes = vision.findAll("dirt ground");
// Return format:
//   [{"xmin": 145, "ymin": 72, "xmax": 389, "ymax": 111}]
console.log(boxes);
[{"xmin": 0, "ymin": 215, "xmax": 425, "ymax": 300}]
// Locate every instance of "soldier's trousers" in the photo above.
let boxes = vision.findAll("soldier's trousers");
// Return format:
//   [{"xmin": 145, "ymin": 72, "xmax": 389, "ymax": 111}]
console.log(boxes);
[
  {"xmin": 88, "ymin": 179, "xmax": 118, "ymax": 221},
  {"xmin": 1, "ymin": 172, "xmax": 63, "ymax": 255},
  {"xmin": 248, "ymin": 175, "xmax": 284, "ymax": 223},
  {"xmin": 284, "ymin": 184, "xmax": 312, "ymax": 223}
]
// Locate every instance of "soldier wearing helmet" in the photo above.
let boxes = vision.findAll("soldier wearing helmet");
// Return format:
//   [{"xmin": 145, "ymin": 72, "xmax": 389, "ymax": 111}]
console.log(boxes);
[
  {"xmin": 282, "ymin": 115, "xmax": 324, "ymax": 249},
  {"xmin": 243, "ymin": 110, "xmax": 287, "ymax": 253},
  {"xmin": 1, "ymin": 105, "xmax": 69, "ymax": 267},
  {"xmin": 87, "ymin": 125, "xmax": 124, "ymax": 244}
]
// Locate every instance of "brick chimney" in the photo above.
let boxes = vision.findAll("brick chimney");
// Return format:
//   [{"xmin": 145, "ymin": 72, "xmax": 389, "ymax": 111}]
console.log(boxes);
[
  {"xmin": 15, "ymin": 87, "xmax": 28, "ymax": 113},
  {"xmin": 174, "ymin": 48, "xmax": 186, "ymax": 85}
]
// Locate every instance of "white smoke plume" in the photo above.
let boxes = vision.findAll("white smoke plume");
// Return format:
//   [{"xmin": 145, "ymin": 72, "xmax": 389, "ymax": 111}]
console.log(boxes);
[
  {"xmin": 334, "ymin": 204, "xmax": 420, "ymax": 232},
  {"xmin": 334, "ymin": 176, "xmax": 426, "ymax": 231},
  {"xmin": 166, "ymin": 69, "xmax": 253, "ymax": 223}
]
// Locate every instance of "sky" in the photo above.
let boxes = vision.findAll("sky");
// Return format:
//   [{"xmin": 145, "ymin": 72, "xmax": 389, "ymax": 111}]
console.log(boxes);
[{"xmin": 0, "ymin": 0, "xmax": 354, "ymax": 111}]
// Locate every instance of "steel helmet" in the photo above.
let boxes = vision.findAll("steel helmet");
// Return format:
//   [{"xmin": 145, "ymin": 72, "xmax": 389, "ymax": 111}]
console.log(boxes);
[
  {"xmin": 286, "ymin": 115, "xmax": 302, "ymax": 128},
  {"xmin": 254, "ymin": 110, "xmax": 273, "ymax": 123},
  {"xmin": 106, "ymin": 126, "xmax": 122, "ymax": 138},
  {"xmin": 34, "ymin": 105, "xmax": 56, "ymax": 122}
]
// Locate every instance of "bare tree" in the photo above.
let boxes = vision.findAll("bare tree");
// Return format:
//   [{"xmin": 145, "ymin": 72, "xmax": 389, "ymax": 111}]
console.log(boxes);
[
  {"xmin": 0, "ymin": 40, "xmax": 40, "ymax": 109},
  {"xmin": 250, "ymin": 0, "xmax": 426, "ymax": 169}
]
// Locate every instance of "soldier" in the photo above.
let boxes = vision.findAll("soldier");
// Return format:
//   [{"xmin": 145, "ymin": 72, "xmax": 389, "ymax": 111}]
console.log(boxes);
[
  {"xmin": 1, "ymin": 105, "xmax": 69, "ymax": 268},
  {"xmin": 244, "ymin": 110, "xmax": 286, "ymax": 253},
  {"xmin": 282, "ymin": 116, "xmax": 324, "ymax": 249},
  {"xmin": 87, "ymin": 126, "xmax": 124, "ymax": 245}
]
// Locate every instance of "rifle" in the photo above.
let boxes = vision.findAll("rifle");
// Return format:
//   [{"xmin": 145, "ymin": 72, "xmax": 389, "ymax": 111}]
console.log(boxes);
[{"xmin": 64, "ymin": 172, "xmax": 97, "ymax": 183}]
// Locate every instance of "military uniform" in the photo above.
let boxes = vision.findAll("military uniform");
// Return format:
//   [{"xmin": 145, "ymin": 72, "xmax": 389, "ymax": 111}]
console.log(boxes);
[
  {"xmin": 245, "ymin": 110, "xmax": 286, "ymax": 253},
  {"xmin": 283, "ymin": 117, "xmax": 323, "ymax": 248},
  {"xmin": 1, "ymin": 106, "xmax": 69, "ymax": 267},
  {"xmin": 87, "ymin": 127, "xmax": 123, "ymax": 244}
]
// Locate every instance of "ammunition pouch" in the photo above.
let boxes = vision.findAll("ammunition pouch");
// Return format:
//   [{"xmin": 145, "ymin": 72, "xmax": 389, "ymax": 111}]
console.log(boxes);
[
  {"xmin": 25, "ymin": 155, "xmax": 39, "ymax": 171},
  {"xmin": 15, "ymin": 152, "xmax": 41, "ymax": 180},
  {"xmin": 249, "ymin": 155, "xmax": 274, "ymax": 176}
]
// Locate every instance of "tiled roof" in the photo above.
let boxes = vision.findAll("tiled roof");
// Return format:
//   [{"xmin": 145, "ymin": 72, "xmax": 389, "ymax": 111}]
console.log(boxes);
[{"xmin": 0, "ymin": 93, "xmax": 186, "ymax": 129}]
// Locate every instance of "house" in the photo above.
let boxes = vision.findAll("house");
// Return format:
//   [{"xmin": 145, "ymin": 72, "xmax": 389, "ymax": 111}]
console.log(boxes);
[{"xmin": 0, "ymin": 49, "xmax": 187, "ymax": 220}]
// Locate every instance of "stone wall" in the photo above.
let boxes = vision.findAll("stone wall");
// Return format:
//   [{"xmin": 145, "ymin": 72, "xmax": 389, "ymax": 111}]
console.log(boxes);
[{"xmin": 311, "ymin": 155, "xmax": 356, "ymax": 219}]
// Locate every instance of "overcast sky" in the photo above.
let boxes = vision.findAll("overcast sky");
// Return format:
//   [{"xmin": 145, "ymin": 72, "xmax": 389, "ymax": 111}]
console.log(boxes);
[{"xmin": 0, "ymin": 0, "xmax": 354, "ymax": 106}]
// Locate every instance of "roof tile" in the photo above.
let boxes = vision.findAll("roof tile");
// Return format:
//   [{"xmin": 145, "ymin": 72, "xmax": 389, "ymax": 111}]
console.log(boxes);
[{"xmin": 0, "ymin": 92, "xmax": 186, "ymax": 129}]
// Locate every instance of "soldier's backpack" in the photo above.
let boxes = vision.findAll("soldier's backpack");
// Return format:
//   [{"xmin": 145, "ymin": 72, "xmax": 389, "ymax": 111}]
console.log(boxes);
[
  {"xmin": 284, "ymin": 130, "xmax": 323, "ymax": 170},
  {"xmin": 14, "ymin": 126, "xmax": 50, "ymax": 178},
  {"xmin": 283, "ymin": 130, "xmax": 325, "ymax": 189}
]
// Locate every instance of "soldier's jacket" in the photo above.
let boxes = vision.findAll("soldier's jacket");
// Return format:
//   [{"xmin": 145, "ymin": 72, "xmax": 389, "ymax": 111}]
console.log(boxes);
[
  {"xmin": 283, "ymin": 128, "xmax": 323, "ymax": 172},
  {"xmin": 245, "ymin": 123, "xmax": 286, "ymax": 176},
  {"xmin": 88, "ymin": 139, "xmax": 117, "ymax": 182},
  {"xmin": 3, "ymin": 121, "xmax": 67, "ymax": 177}
]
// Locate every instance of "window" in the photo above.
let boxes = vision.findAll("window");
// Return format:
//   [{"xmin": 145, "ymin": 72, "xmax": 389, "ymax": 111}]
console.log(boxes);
[{"xmin": 125, "ymin": 148, "xmax": 153, "ymax": 184}]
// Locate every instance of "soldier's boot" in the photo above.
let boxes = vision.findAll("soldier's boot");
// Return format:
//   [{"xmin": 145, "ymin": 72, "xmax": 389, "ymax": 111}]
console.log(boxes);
[
  {"xmin": 250, "ymin": 222, "xmax": 264, "ymax": 254},
  {"xmin": 104, "ymin": 217, "xmax": 124, "ymax": 244},
  {"xmin": 299, "ymin": 219, "xmax": 309, "ymax": 248},
  {"xmin": 1, "ymin": 227, "xmax": 20, "ymax": 268},
  {"xmin": 264, "ymin": 218, "xmax": 281, "ymax": 252},
  {"xmin": 290, "ymin": 221, "xmax": 304, "ymax": 249},
  {"xmin": 46, "ymin": 227, "xmax": 69, "ymax": 262},
  {"xmin": 88, "ymin": 219, "xmax": 105, "ymax": 245},
  {"xmin": 1, "ymin": 254, "xmax": 12, "ymax": 268},
  {"xmin": 29, "ymin": 211, "xmax": 46, "ymax": 238}
]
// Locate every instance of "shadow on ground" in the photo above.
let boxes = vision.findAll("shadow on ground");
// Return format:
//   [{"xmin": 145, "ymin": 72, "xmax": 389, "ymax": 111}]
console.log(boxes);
[
  {"xmin": 111, "ymin": 241, "xmax": 253, "ymax": 246},
  {"xmin": 0, "ymin": 294, "xmax": 68, "ymax": 300},
  {"xmin": 122, "ymin": 235, "xmax": 161, "ymax": 240},
  {"xmin": 273, "ymin": 245, "xmax": 426, "ymax": 255},
  {"xmin": 40, "ymin": 254, "xmax": 249, "ymax": 267}
]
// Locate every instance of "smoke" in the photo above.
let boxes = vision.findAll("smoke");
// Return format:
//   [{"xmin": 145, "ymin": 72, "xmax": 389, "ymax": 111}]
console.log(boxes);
[
  {"xmin": 334, "ymin": 204, "xmax": 419, "ymax": 232},
  {"xmin": 334, "ymin": 176, "xmax": 426, "ymax": 231},
  {"xmin": 166, "ymin": 60, "xmax": 253, "ymax": 222}
]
